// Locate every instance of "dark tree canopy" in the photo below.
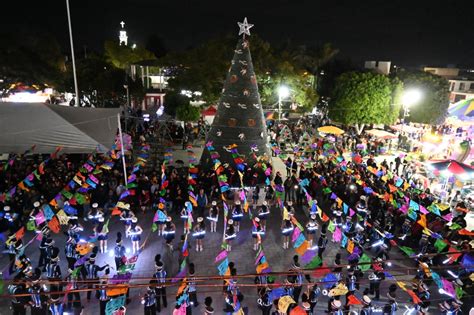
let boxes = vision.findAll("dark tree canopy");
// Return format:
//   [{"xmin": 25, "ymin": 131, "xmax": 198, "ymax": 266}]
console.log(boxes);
[
  {"xmin": 145, "ymin": 34, "xmax": 168, "ymax": 58},
  {"xmin": 328, "ymin": 71, "xmax": 402, "ymax": 133},
  {"xmin": 395, "ymin": 70, "xmax": 450, "ymax": 125},
  {"xmin": 0, "ymin": 30, "xmax": 65, "ymax": 89}
]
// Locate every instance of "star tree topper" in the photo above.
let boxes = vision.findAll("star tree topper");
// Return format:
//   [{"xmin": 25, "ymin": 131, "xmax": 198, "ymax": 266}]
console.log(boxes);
[{"xmin": 237, "ymin": 17, "xmax": 254, "ymax": 37}]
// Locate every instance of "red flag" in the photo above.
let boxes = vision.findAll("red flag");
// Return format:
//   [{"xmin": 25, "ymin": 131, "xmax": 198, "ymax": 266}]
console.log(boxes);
[
  {"xmin": 347, "ymin": 294, "xmax": 362, "ymax": 305},
  {"xmin": 15, "ymin": 227, "xmax": 25, "ymax": 240},
  {"xmin": 406, "ymin": 290, "xmax": 422, "ymax": 304}
]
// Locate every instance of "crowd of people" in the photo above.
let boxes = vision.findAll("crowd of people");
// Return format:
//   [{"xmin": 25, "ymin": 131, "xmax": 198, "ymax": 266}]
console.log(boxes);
[{"xmin": 0, "ymin": 117, "xmax": 472, "ymax": 315}]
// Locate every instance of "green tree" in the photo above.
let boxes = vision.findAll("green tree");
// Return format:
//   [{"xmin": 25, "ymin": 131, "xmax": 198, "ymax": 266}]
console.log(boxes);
[
  {"xmin": 395, "ymin": 70, "xmax": 449, "ymax": 124},
  {"xmin": 328, "ymin": 71, "xmax": 402, "ymax": 134},
  {"xmin": 163, "ymin": 91, "xmax": 190, "ymax": 116},
  {"xmin": 176, "ymin": 104, "xmax": 200, "ymax": 122},
  {"xmin": 104, "ymin": 40, "xmax": 156, "ymax": 69},
  {"xmin": 162, "ymin": 34, "xmax": 321, "ymax": 112},
  {"xmin": 0, "ymin": 30, "xmax": 65, "ymax": 90}
]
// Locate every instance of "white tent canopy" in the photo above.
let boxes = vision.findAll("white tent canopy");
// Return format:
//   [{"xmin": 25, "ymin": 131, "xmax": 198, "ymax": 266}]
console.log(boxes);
[{"xmin": 0, "ymin": 102, "xmax": 120, "ymax": 154}]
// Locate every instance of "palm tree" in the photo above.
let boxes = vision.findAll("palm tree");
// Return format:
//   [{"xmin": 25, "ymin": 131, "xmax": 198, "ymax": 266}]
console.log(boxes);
[{"xmin": 292, "ymin": 43, "xmax": 339, "ymax": 91}]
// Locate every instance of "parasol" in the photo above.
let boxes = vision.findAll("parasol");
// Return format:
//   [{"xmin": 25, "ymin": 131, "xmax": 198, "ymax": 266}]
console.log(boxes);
[
  {"xmin": 365, "ymin": 129, "xmax": 397, "ymax": 139},
  {"xmin": 317, "ymin": 125, "xmax": 344, "ymax": 135},
  {"xmin": 428, "ymin": 159, "xmax": 474, "ymax": 175},
  {"xmin": 447, "ymin": 98, "xmax": 474, "ymax": 121}
]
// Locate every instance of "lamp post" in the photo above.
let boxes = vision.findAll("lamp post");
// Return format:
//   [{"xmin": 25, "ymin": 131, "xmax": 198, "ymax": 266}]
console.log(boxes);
[
  {"xmin": 278, "ymin": 85, "xmax": 290, "ymax": 122},
  {"xmin": 66, "ymin": 0, "xmax": 80, "ymax": 107},
  {"xmin": 400, "ymin": 89, "xmax": 422, "ymax": 149}
]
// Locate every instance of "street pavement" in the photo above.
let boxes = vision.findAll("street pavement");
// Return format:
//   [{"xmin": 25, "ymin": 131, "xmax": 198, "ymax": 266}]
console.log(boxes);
[{"xmin": 0, "ymin": 146, "xmax": 441, "ymax": 314}]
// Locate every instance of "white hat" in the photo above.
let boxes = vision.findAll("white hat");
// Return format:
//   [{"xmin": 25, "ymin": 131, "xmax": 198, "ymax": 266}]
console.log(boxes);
[
  {"xmin": 228, "ymin": 219, "xmax": 234, "ymax": 225},
  {"xmin": 166, "ymin": 216, "xmax": 172, "ymax": 222},
  {"xmin": 197, "ymin": 217, "xmax": 204, "ymax": 223},
  {"xmin": 33, "ymin": 201, "xmax": 40, "ymax": 208},
  {"xmin": 131, "ymin": 217, "xmax": 138, "ymax": 223},
  {"xmin": 4, "ymin": 206, "xmax": 10, "ymax": 211},
  {"xmin": 363, "ymin": 295, "xmax": 371, "ymax": 305},
  {"xmin": 332, "ymin": 300, "xmax": 342, "ymax": 308},
  {"xmin": 212, "ymin": 201, "xmax": 217, "ymax": 206},
  {"xmin": 92, "ymin": 203, "xmax": 98, "ymax": 208},
  {"xmin": 262, "ymin": 201, "xmax": 267, "ymax": 206},
  {"xmin": 310, "ymin": 214, "xmax": 316, "ymax": 220},
  {"xmin": 235, "ymin": 201, "xmax": 241, "ymax": 205},
  {"xmin": 287, "ymin": 201, "xmax": 293, "ymax": 206},
  {"xmin": 254, "ymin": 217, "xmax": 260, "ymax": 222}
]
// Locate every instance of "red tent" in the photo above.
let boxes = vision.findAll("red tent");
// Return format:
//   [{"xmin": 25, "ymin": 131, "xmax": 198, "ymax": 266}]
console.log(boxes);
[{"xmin": 201, "ymin": 105, "xmax": 217, "ymax": 116}]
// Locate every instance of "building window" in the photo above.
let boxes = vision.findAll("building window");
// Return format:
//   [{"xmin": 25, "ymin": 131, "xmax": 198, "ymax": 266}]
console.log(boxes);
[
  {"xmin": 454, "ymin": 94, "xmax": 466, "ymax": 103},
  {"xmin": 450, "ymin": 82, "xmax": 455, "ymax": 91},
  {"xmin": 459, "ymin": 83, "xmax": 465, "ymax": 91},
  {"xmin": 470, "ymin": 83, "xmax": 474, "ymax": 91}
]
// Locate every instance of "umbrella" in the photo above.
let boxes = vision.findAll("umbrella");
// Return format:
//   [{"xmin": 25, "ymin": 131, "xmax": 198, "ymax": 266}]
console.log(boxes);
[
  {"xmin": 428, "ymin": 159, "xmax": 474, "ymax": 175},
  {"xmin": 365, "ymin": 129, "xmax": 397, "ymax": 139},
  {"xmin": 448, "ymin": 98, "xmax": 474, "ymax": 121},
  {"xmin": 318, "ymin": 126, "xmax": 344, "ymax": 135},
  {"xmin": 390, "ymin": 124, "xmax": 422, "ymax": 134}
]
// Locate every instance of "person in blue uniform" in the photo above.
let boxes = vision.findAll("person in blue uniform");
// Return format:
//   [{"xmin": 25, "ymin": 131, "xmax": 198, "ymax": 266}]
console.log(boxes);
[
  {"xmin": 114, "ymin": 232, "xmax": 126, "ymax": 270},
  {"xmin": 163, "ymin": 217, "xmax": 176, "ymax": 251},
  {"xmin": 281, "ymin": 215, "xmax": 294, "ymax": 249},
  {"xmin": 127, "ymin": 217, "xmax": 143, "ymax": 254},
  {"xmin": 306, "ymin": 213, "xmax": 318, "ymax": 247},
  {"xmin": 141, "ymin": 286, "xmax": 157, "ymax": 315},
  {"xmin": 152, "ymin": 261, "xmax": 167, "ymax": 312},
  {"xmin": 207, "ymin": 201, "xmax": 219, "ymax": 233},
  {"xmin": 96, "ymin": 216, "xmax": 109, "ymax": 253},
  {"xmin": 232, "ymin": 201, "xmax": 243, "ymax": 232}
]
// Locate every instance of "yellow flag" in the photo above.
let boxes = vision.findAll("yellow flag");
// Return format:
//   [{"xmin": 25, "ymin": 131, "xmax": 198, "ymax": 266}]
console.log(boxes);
[{"xmin": 283, "ymin": 207, "xmax": 289, "ymax": 220}]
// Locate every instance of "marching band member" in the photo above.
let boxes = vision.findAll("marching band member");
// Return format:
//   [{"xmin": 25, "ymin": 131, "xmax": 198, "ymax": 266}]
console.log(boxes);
[
  {"xmin": 163, "ymin": 216, "xmax": 176, "ymax": 251},
  {"xmin": 252, "ymin": 217, "xmax": 265, "ymax": 250},
  {"xmin": 127, "ymin": 217, "xmax": 143, "ymax": 254},
  {"xmin": 306, "ymin": 213, "xmax": 318, "ymax": 247},
  {"xmin": 224, "ymin": 219, "xmax": 236, "ymax": 251},
  {"xmin": 87, "ymin": 203, "xmax": 103, "ymax": 226},
  {"xmin": 207, "ymin": 201, "xmax": 219, "ymax": 233},
  {"xmin": 180, "ymin": 205, "xmax": 190, "ymax": 234},
  {"xmin": 257, "ymin": 201, "xmax": 270, "ymax": 230},
  {"xmin": 96, "ymin": 217, "xmax": 109, "ymax": 253},
  {"xmin": 141, "ymin": 286, "xmax": 157, "ymax": 315},
  {"xmin": 114, "ymin": 232, "xmax": 126, "ymax": 270},
  {"xmin": 281, "ymin": 213, "xmax": 294, "ymax": 249},
  {"xmin": 119, "ymin": 204, "xmax": 135, "ymax": 229},
  {"xmin": 193, "ymin": 217, "xmax": 206, "ymax": 252},
  {"xmin": 232, "ymin": 200, "xmax": 243, "ymax": 232}
]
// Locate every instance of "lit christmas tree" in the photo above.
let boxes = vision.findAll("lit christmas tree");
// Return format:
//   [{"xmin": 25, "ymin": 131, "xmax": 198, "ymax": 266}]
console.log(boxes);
[{"xmin": 201, "ymin": 18, "xmax": 270, "ymax": 168}]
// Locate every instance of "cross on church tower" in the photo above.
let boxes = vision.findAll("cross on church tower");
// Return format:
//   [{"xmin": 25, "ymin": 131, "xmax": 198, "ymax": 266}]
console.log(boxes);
[{"xmin": 119, "ymin": 21, "xmax": 128, "ymax": 46}]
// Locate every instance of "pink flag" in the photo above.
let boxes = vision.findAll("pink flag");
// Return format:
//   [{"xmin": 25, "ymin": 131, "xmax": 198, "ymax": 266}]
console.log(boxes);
[
  {"xmin": 173, "ymin": 303, "xmax": 187, "ymax": 315},
  {"xmin": 442, "ymin": 213, "xmax": 453, "ymax": 222},
  {"xmin": 35, "ymin": 211, "xmax": 46, "ymax": 225},
  {"xmin": 292, "ymin": 227, "xmax": 301, "ymax": 242},
  {"xmin": 255, "ymin": 250, "xmax": 265, "ymax": 265},
  {"xmin": 399, "ymin": 204, "xmax": 408, "ymax": 214},
  {"xmin": 333, "ymin": 227, "xmax": 342, "ymax": 242},
  {"xmin": 419, "ymin": 205, "xmax": 429, "ymax": 214},
  {"xmin": 215, "ymin": 249, "xmax": 228, "ymax": 263},
  {"xmin": 349, "ymin": 208, "xmax": 355, "ymax": 217},
  {"xmin": 441, "ymin": 278, "xmax": 456, "ymax": 297}
]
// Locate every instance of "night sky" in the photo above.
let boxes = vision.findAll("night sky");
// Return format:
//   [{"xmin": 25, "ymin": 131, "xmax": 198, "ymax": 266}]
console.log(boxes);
[{"xmin": 3, "ymin": 0, "xmax": 474, "ymax": 67}]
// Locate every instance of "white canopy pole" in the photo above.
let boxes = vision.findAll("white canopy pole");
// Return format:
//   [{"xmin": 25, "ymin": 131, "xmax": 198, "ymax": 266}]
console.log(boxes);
[{"xmin": 117, "ymin": 113, "xmax": 128, "ymax": 187}]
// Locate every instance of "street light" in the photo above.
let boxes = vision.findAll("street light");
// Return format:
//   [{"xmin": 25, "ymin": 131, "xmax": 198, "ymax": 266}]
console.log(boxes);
[
  {"xmin": 278, "ymin": 85, "xmax": 290, "ymax": 122},
  {"xmin": 401, "ymin": 88, "xmax": 422, "ymax": 124},
  {"xmin": 66, "ymin": 0, "xmax": 80, "ymax": 107},
  {"xmin": 400, "ymin": 88, "xmax": 422, "ymax": 149}
]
